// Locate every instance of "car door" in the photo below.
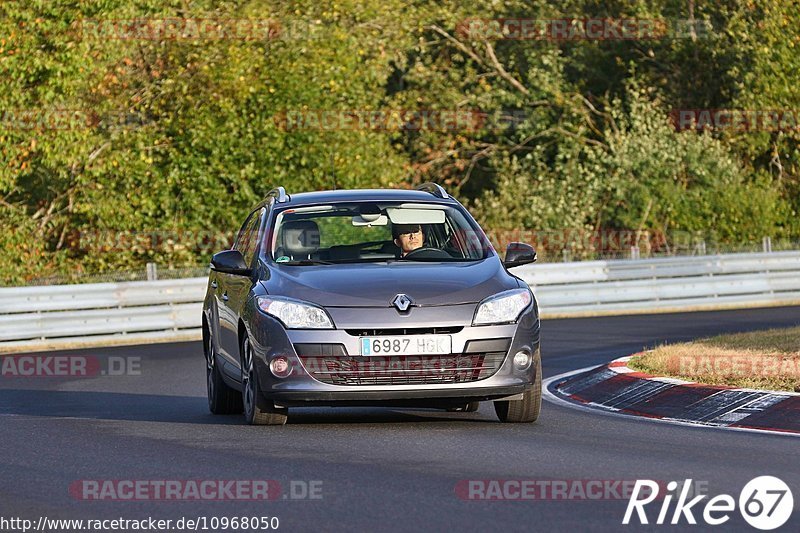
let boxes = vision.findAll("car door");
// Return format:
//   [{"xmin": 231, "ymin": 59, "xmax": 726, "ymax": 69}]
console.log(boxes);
[{"xmin": 217, "ymin": 208, "xmax": 264, "ymax": 375}]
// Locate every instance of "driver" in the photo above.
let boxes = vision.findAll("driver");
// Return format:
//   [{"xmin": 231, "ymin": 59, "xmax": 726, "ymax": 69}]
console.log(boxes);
[{"xmin": 392, "ymin": 223, "xmax": 424, "ymax": 257}]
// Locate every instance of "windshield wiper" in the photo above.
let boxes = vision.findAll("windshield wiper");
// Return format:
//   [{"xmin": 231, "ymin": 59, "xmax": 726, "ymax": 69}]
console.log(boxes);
[
  {"xmin": 335, "ymin": 257, "xmax": 396, "ymax": 263},
  {"xmin": 386, "ymin": 257, "xmax": 473, "ymax": 263},
  {"xmin": 278, "ymin": 259, "xmax": 335, "ymax": 266}
]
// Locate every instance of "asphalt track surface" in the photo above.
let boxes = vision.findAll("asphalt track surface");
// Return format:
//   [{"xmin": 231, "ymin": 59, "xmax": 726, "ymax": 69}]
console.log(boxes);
[{"xmin": 2, "ymin": 306, "xmax": 799, "ymax": 532}]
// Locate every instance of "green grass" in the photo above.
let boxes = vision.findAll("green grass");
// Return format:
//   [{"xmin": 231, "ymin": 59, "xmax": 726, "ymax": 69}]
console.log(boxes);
[{"xmin": 628, "ymin": 326, "xmax": 800, "ymax": 392}]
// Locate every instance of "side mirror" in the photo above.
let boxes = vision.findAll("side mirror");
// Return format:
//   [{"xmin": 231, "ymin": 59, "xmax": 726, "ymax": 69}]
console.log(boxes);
[
  {"xmin": 211, "ymin": 250, "xmax": 251, "ymax": 276},
  {"xmin": 504, "ymin": 242, "xmax": 537, "ymax": 267}
]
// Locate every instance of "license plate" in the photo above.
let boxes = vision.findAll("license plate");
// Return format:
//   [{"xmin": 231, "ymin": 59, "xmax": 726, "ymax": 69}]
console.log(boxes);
[{"xmin": 360, "ymin": 335, "xmax": 452, "ymax": 356}]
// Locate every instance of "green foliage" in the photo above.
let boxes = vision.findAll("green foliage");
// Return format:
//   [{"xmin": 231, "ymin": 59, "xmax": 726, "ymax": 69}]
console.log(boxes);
[
  {"xmin": 596, "ymin": 85, "xmax": 788, "ymax": 243},
  {"xmin": 0, "ymin": 0, "xmax": 798, "ymax": 284}
]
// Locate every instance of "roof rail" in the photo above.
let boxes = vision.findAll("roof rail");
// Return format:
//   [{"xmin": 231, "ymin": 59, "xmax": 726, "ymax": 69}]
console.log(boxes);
[
  {"xmin": 415, "ymin": 182, "xmax": 448, "ymax": 199},
  {"xmin": 267, "ymin": 186, "xmax": 289, "ymax": 204}
]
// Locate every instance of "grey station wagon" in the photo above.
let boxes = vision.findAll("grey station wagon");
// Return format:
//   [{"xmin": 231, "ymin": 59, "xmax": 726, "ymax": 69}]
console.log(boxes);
[{"xmin": 202, "ymin": 184, "xmax": 541, "ymax": 425}]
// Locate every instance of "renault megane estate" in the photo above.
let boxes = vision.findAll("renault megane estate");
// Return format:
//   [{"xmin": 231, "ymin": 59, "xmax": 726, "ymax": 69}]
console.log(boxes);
[{"xmin": 202, "ymin": 183, "xmax": 541, "ymax": 425}]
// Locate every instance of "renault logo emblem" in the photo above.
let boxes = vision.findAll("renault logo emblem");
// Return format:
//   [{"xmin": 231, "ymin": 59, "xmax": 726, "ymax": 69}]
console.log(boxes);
[{"xmin": 392, "ymin": 294, "xmax": 413, "ymax": 312}]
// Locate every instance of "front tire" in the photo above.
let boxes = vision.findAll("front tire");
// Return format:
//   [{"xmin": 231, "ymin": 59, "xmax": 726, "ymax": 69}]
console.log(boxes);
[
  {"xmin": 206, "ymin": 331, "xmax": 243, "ymax": 415},
  {"xmin": 494, "ymin": 353, "xmax": 542, "ymax": 423},
  {"xmin": 241, "ymin": 336, "xmax": 288, "ymax": 426}
]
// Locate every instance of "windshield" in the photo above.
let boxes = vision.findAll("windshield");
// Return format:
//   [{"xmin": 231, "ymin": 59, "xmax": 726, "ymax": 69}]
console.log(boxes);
[{"xmin": 268, "ymin": 202, "xmax": 493, "ymax": 264}]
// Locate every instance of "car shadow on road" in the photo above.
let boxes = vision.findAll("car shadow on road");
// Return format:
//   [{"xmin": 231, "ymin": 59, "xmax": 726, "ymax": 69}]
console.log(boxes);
[
  {"xmin": 0, "ymin": 388, "xmax": 237, "ymax": 424},
  {"xmin": 285, "ymin": 407, "xmax": 490, "ymax": 424},
  {"xmin": 0, "ymin": 388, "xmax": 495, "ymax": 425}
]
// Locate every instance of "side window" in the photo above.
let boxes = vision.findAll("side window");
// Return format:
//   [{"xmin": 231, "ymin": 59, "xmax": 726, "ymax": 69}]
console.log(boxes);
[{"xmin": 234, "ymin": 209, "xmax": 264, "ymax": 267}]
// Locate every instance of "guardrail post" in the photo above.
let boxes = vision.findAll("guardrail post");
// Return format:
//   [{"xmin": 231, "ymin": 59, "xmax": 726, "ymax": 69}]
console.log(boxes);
[
  {"xmin": 762, "ymin": 236, "xmax": 772, "ymax": 253},
  {"xmin": 630, "ymin": 246, "xmax": 640, "ymax": 260},
  {"xmin": 694, "ymin": 240, "xmax": 706, "ymax": 255},
  {"xmin": 146, "ymin": 263, "xmax": 158, "ymax": 281}
]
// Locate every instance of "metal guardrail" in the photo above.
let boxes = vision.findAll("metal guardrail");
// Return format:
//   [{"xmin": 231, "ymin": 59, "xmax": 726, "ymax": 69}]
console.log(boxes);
[
  {"xmin": 0, "ymin": 251, "xmax": 798, "ymax": 348},
  {"xmin": 513, "ymin": 251, "xmax": 800, "ymax": 316},
  {"xmin": 0, "ymin": 278, "xmax": 207, "ymax": 346}
]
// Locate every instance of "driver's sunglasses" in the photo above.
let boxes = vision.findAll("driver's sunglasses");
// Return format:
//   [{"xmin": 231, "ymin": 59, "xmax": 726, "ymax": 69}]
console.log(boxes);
[{"xmin": 399, "ymin": 229, "xmax": 422, "ymax": 236}]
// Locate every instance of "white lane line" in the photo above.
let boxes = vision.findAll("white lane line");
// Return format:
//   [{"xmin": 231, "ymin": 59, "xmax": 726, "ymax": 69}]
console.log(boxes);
[{"xmin": 542, "ymin": 365, "xmax": 800, "ymax": 439}]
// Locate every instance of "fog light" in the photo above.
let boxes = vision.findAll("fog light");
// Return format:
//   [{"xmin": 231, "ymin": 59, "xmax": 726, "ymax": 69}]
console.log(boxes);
[
  {"xmin": 269, "ymin": 356, "xmax": 292, "ymax": 378},
  {"xmin": 513, "ymin": 350, "xmax": 532, "ymax": 369}
]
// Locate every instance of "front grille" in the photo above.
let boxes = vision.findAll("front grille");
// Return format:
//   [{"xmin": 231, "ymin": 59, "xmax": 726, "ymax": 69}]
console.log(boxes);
[
  {"xmin": 345, "ymin": 326, "xmax": 463, "ymax": 336},
  {"xmin": 293, "ymin": 343, "xmax": 347, "ymax": 357},
  {"xmin": 298, "ymin": 352, "xmax": 506, "ymax": 386}
]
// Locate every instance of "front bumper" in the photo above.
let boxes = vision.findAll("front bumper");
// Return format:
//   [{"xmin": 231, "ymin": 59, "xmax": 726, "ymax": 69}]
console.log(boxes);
[
  {"xmin": 243, "ymin": 303, "xmax": 540, "ymax": 405},
  {"xmin": 269, "ymin": 385, "xmax": 530, "ymax": 407}
]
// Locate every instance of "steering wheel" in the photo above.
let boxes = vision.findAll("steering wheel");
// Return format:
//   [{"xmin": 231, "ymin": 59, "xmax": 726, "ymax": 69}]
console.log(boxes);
[{"xmin": 403, "ymin": 246, "xmax": 452, "ymax": 259}]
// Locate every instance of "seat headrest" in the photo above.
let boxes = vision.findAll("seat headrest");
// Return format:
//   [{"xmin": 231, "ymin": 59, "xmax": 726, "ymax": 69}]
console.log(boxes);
[{"xmin": 281, "ymin": 220, "xmax": 320, "ymax": 257}]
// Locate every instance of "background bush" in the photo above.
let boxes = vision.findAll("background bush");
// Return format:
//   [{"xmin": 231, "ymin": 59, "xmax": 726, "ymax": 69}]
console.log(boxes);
[{"xmin": 1, "ymin": 0, "xmax": 797, "ymax": 283}]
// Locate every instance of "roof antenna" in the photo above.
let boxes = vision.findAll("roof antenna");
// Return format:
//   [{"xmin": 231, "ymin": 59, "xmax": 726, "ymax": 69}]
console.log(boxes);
[{"xmin": 330, "ymin": 153, "xmax": 338, "ymax": 190}]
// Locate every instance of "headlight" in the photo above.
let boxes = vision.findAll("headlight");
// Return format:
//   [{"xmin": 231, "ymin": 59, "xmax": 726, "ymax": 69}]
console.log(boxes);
[
  {"xmin": 472, "ymin": 289, "xmax": 532, "ymax": 326},
  {"xmin": 257, "ymin": 296, "xmax": 334, "ymax": 329}
]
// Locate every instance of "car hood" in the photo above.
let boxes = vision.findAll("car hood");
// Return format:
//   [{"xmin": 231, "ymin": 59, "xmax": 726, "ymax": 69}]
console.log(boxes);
[{"xmin": 261, "ymin": 259, "xmax": 519, "ymax": 308}]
